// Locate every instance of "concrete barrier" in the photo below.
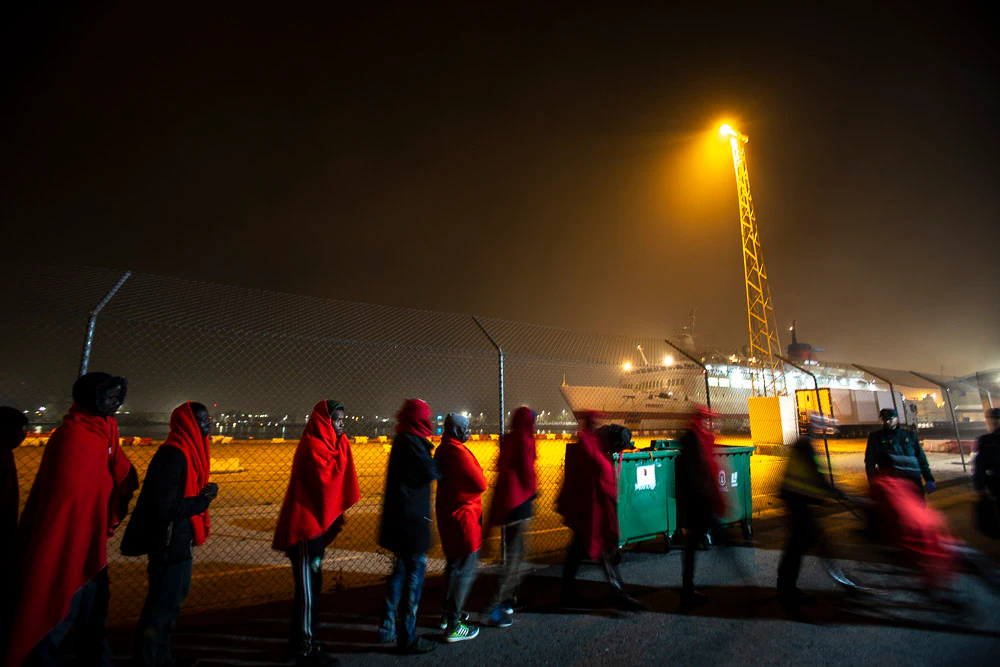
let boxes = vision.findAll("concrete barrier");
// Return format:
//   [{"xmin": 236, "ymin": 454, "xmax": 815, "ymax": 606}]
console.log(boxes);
[
  {"xmin": 353, "ymin": 436, "xmax": 369, "ymax": 444},
  {"xmin": 210, "ymin": 458, "xmax": 246, "ymax": 474}
]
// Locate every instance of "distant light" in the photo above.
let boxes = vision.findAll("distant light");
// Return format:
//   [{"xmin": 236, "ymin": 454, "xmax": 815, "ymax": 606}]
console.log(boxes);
[
  {"xmin": 663, "ymin": 355, "xmax": 674, "ymax": 366},
  {"xmin": 719, "ymin": 124, "xmax": 737, "ymax": 139},
  {"xmin": 38, "ymin": 406, "xmax": 46, "ymax": 412},
  {"xmin": 623, "ymin": 362, "xmax": 633, "ymax": 372},
  {"xmin": 789, "ymin": 326, "xmax": 794, "ymax": 331}
]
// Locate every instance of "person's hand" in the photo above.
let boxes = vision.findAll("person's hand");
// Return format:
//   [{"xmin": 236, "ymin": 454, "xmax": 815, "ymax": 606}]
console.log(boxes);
[
  {"xmin": 925, "ymin": 481, "xmax": 937, "ymax": 494},
  {"xmin": 200, "ymin": 482, "xmax": 219, "ymax": 500}
]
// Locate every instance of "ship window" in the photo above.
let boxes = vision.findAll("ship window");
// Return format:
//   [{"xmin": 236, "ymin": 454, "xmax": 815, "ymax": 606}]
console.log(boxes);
[
  {"xmin": 719, "ymin": 378, "xmax": 731, "ymax": 388},
  {"xmin": 708, "ymin": 378, "xmax": 719, "ymax": 387}
]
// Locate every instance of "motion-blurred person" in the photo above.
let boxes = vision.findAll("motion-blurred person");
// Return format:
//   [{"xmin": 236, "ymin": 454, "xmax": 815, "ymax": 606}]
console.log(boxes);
[
  {"xmin": 974, "ymin": 407, "xmax": 1000, "ymax": 538},
  {"xmin": 865, "ymin": 408, "xmax": 935, "ymax": 496},
  {"xmin": 5, "ymin": 372, "xmax": 138, "ymax": 667},
  {"xmin": 1, "ymin": 406, "xmax": 28, "ymax": 563},
  {"xmin": 121, "ymin": 402, "xmax": 219, "ymax": 667},
  {"xmin": 485, "ymin": 406, "xmax": 537, "ymax": 627},
  {"xmin": 272, "ymin": 399, "xmax": 359, "ymax": 667},
  {"xmin": 676, "ymin": 406, "xmax": 726, "ymax": 608},
  {"xmin": 557, "ymin": 412, "xmax": 645, "ymax": 610},
  {"xmin": 434, "ymin": 413, "xmax": 486, "ymax": 643},
  {"xmin": 776, "ymin": 413, "xmax": 841, "ymax": 603},
  {"xmin": 869, "ymin": 474, "xmax": 959, "ymax": 598},
  {"xmin": 378, "ymin": 399, "xmax": 439, "ymax": 655}
]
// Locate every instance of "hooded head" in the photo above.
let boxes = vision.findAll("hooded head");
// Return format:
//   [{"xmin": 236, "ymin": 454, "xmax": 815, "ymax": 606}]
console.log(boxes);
[
  {"xmin": 190, "ymin": 402, "xmax": 213, "ymax": 437},
  {"xmin": 396, "ymin": 399, "xmax": 433, "ymax": 438},
  {"xmin": 72, "ymin": 372, "xmax": 128, "ymax": 417},
  {"xmin": 986, "ymin": 407, "xmax": 1000, "ymax": 429},
  {"xmin": 326, "ymin": 400, "xmax": 346, "ymax": 437},
  {"xmin": 443, "ymin": 413, "xmax": 470, "ymax": 443},
  {"xmin": 879, "ymin": 408, "xmax": 899, "ymax": 430},
  {"xmin": 579, "ymin": 410, "xmax": 601, "ymax": 433},
  {"xmin": 0, "ymin": 406, "xmax": 28, "ymax": 451},
  {"xmin": 511, "ymin": 406, "xmax": 536, "ymax": 434}
]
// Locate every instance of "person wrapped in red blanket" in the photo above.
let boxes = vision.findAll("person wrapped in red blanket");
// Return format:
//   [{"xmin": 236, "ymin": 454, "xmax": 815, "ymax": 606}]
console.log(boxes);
[
  {"xmin": 434, "ymin": 412, "xmax": 486, "ymax": 642},
  {"xmin": 558, "ymin": 411, "xmax": 645, "ymax": 610},
  {"xmin": 273, "ymin": 400, "xmax": 359, "ymax": 666},
  {"xmin": 676, "ymin": 406, "xmax": 726, "ymax": 608},
  {"xmin": 121, "ymin": 401, "xmax": 219, "ymax": 667},
  {"xmin": 485, "ymin": 406, "xmax": 537, "ymax": 628},
  {"xmin": 4, "ymin": 372, "xmax": 138, "ymax": 667},
  {"xmin": 869, "ymin": 474, "xmax": 958, "ymax": 592}
]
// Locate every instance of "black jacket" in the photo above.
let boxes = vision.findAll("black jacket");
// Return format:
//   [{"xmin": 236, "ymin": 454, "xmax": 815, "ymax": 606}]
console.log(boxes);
[
  {"xmin": 378, "ymin": 432, "xmax": 440, "ymax": 556},
  {"xmin": 675, "ymin": 429, "xmax": 714, "ymax": 531},
  {"xmin": 865, "ymin": 427, "xmax": 933, "ymax": 486},
  {"xmin": 121, "ymin": 446, "xmax": 210, "ymax": 562},
  {"xmin": 976, "ymin": 429, "xmax": 1000, "ymax": 496}
]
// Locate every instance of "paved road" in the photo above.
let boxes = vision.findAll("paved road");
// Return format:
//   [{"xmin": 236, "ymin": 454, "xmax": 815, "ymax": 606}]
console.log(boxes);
[{"xmin": 101, "ymin": 482, "xmax": 999, "ymax": 666}]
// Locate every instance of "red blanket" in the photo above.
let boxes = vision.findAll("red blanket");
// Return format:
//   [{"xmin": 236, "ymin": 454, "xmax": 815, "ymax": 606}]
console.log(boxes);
[
  {"xmin": 162, "ymin": 402, "xmax": 211, "ymax": 545},
  {"xmin": 5, "ymin": 405, "xmax": 137, "ymax": 666},
  {"xmin": 556, "ymin": 414, "xmax": 619, "ymax": 559},
  {"xmin": 691, "ymin": 408, "xmax": 726, "ymax": 518},
  {"xmin": 273, "ymin": 401, "xmax": 360, "ymax": 551},
  {"xmin": 869, "ymin": 475, "xmax": 958, "ymax": 588},
  {"xmin": 489, "ymin": 407, "xmax": 537, "ymax": 527},
  {"xmin": 435, "ymin": 435, "xmax": 488, "ymax": 558}
]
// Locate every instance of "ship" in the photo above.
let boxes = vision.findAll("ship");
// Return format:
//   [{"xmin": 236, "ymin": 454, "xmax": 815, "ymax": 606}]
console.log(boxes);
[{"xmin": 558, "ymin": 316, "xmax": 917, "ymax": 435}]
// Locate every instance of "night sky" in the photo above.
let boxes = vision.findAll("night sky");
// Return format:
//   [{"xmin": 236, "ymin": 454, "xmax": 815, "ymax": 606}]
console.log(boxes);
[{"xmin": 4, "ymin": 4, "xmax": 997, "ymax": 376}]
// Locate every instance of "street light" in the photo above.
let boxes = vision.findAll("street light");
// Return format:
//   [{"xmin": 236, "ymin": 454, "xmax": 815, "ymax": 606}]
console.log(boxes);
[{"xmin": 623, "ymin": 362, "xmax": 633, "ymax": 372}]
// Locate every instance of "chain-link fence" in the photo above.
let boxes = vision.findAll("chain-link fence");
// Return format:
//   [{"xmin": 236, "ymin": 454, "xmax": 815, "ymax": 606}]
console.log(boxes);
[{"xmin": 2, "ymin": 264, "xmax": 987, "ymax": 623}]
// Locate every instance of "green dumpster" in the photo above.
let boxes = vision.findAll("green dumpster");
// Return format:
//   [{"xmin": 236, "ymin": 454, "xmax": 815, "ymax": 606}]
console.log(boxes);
[
  {"xmin": 614, "ymin": 449, "xmax": 680, "ymax": 550},
  {"xmin": 712, "ymin": 445, "xmax": 755, "ymax": 540},
  {"xmin": 649, "ymin": 439, "xmax": 681, "ymax": 450}
]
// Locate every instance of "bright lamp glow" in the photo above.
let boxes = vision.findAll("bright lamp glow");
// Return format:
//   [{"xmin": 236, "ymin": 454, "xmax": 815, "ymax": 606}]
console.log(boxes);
[
  {"xmin": 623, "ymin": 362, "xmax": 633, "ymax": 372},
  {"xmin": 663, "ymin": 355, "xmax": 674, "ymax": 366},
  {"xmin": 719, "ymin": 123, "xmax": 737, "ymax": 139}
]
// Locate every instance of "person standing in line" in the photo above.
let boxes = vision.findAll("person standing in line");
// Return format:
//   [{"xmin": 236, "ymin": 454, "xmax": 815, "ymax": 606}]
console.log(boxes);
[
  {"xmin": 5, "ymin": 372, "xmax": 138, "ymax": 667},
  {"xmin": 0, "ymin": 406, "xmax": 28, "ymax": 635},
  {"xmin": 121, "ymin": 401, "xmax": 219, "ymax": 667},
  {"xmin": 378, "ymin": 399, "xmax": 439, "ymax": 655},
  {"xmin": 558, "ymin": 412, "xmax": 645, "ymax": 610},
  {"xmin": 272, "ymin": 400, "xmax": 360, "ymax": 667},
  {"xmin": 434, "ymin": 412, "xmax": 486, "ymax": 643},
  {"xmin": 675, "ymin": 406, "xmax": 726, "ymax": 609},
  {"xmin": 484, "ymin": 406, "xmax": 537, "ymax": 627}
]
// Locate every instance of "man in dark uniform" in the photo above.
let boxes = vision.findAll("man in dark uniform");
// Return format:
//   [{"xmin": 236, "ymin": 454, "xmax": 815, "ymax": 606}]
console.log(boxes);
[
  {"xmin": 974, "ymin": 407, "xmax": 1000, "ymax": 537},
  {"xmin": 865, "ymin": 408, "xmax": 935, "ymax": 495}
]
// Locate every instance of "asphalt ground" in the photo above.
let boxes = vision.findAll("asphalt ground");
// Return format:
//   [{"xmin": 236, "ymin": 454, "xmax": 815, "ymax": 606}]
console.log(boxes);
[
  {"xmin": 91, "ymin": 480, "xmax": 999, "ymax": 666},
  {"xmin": 12, "ymin": 438, "xmax": 977, "ymax": 622}
]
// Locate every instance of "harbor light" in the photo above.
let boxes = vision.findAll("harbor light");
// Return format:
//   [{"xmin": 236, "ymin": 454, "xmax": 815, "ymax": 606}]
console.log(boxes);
[
  {"xmin": 623, "ymin": 362, "xmax": 633, "ymax": 372},
  {"xmin": 663, "ymin": 355, "xmax": 674, "ymax": 366},
  {"xmin": 718, "ymin": 124, "xmax": 737, "ymax": 139}
]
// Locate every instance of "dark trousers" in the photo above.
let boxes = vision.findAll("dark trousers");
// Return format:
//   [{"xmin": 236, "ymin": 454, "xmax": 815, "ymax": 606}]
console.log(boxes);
[
  {"xmin": 443, "ymin": 551, "xmax": 479, "ymax": 631},
  {"xmin": 379, "ymin": 553, "xmax": 427, "ymax": 648},
  {"xmin": 777, "ymin": 496, "xmax": 819, "ymax": 592},
  {"xmin": 132, "ymin": 557, "xmax": 193, "ymax": 667},
  {"xmin": 491, "ymin": 521, "xmax": 526, "ymax": 608},
  {"xmin": 289, "ymin": 537, "xmax": 324, "ymax": 656},
  {"xmin": 561, "ymin": 535, "xmax": 626, "ymax": 597},
  {"xmin": 681, "ymin": 515, "xmax": 730, "ymax": 592},
  {"xmin": 26, "ymin": 568, "xmax": 112, "ymax": 667}
]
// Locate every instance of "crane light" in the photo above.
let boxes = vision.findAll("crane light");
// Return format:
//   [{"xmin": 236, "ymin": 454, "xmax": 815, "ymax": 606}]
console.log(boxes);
[
  {"xmin": 663, "ymin": 355, "xmax": 674, "ymax": 366},
  {"xmin": 719, "ymin": 124, "xmax": 737, "ymax": 139},
  {"xmin": 623, "ymin": 362, "xmax": 633, "ymax": 372}
]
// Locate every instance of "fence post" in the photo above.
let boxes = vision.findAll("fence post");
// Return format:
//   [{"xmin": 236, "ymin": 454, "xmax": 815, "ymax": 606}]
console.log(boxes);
[
  {"xmin": 911, "ymin": 371, "xmax": 967, "ymax": 474},
  {"xmin": 79, "ymin": 271, "xmax": 131, "ymax": 377},
  {"xmin": 664, "ymin": 338, "xmax": 711, "ymax": 427},
  {"xmin": 780, "ymin": 355, "xmax": 835, "ymax": 489},
  {"xmin": 473, "ymin": 316, "xmax": 506, "ymax": 563}
]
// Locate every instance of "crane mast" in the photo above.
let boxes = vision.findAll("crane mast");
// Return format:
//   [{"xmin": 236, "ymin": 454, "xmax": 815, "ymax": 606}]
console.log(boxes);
[{"xmin": 723, "ymin": 126, "xmax": 786, "ymax": 397}]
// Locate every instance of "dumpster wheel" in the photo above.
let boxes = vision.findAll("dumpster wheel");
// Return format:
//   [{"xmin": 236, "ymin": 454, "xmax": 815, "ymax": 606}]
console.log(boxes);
[{"xmin": 741, "ymin": 520, "xmax": 753, "ymax": 542}]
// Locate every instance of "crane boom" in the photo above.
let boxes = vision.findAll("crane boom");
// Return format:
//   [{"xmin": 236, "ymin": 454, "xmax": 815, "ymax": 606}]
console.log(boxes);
[{"xmin": 723, "ymin": 126, "xmax": 786, "ymax": 397}]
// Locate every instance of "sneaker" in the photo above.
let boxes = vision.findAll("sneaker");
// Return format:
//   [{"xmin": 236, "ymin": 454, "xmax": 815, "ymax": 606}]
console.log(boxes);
[
  {"xmin": 397, "ymin": 637, "xmax": 438, "ymax": 655},
  {"xmin": 444, "ymin": 622, "xmax": 480, "ymax": 643},
  {"xmin": 438, "ymin": 611, "xmax": 470, "ymax": 630},
  {"xmin": 501, "ymin": 598, "xmax": 516, "ymax": 615},
  {"xmin": 377, "ymin": 628, "xmax": 396, "ymax": 645},
  {"xmin": 486, "ymin": 605, "xmax": 513, "ymax": 628}
]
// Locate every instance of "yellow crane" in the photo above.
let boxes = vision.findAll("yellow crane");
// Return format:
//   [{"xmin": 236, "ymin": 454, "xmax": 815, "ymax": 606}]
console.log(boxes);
[{"xmin": 720, "ymin": 124, "xmax": 786, "ymax": 397}]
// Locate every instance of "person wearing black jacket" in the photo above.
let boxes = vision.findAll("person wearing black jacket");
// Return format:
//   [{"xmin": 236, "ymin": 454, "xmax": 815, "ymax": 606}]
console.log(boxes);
[
  {"xmin": 377, "ymin": 399, "xmax": 440, "ymax": 655},
  {"xmin": 122, "ymin": 402, "xmax": 218, "ymax": 667}
]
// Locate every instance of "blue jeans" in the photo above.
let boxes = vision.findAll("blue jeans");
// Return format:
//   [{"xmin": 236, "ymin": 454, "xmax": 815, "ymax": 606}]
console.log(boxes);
[{"xmin": 379, "ymin": 553, "xmax": 427, "ymax": 648}]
